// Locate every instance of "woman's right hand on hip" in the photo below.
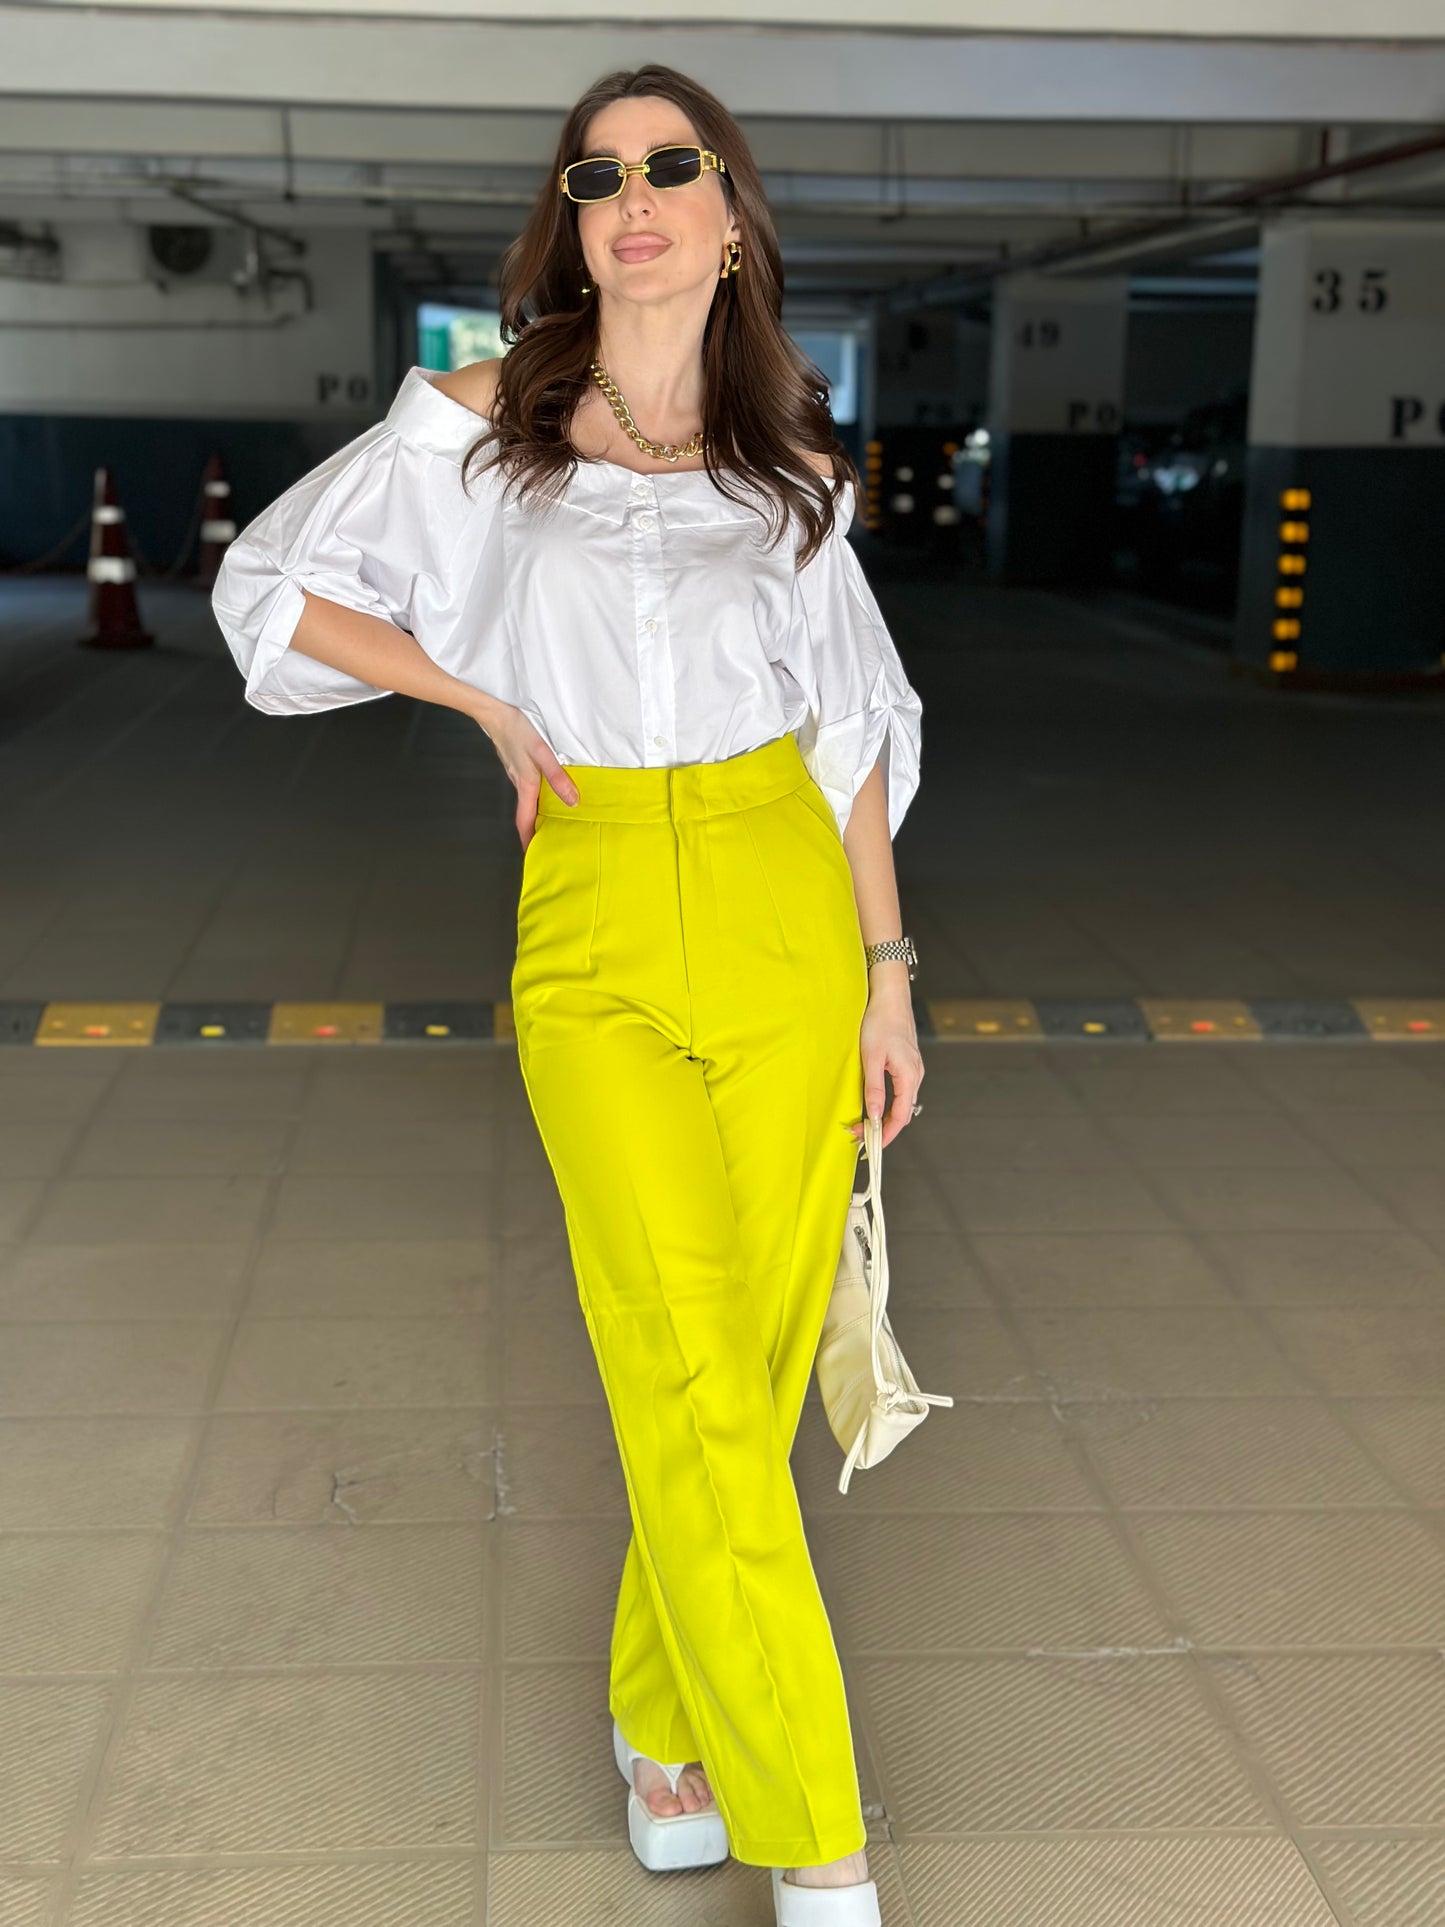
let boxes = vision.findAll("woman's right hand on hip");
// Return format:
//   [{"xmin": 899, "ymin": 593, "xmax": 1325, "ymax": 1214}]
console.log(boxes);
[{"xmin": 472, "ymin": 697, "xmax": 580, "ymax": 848}]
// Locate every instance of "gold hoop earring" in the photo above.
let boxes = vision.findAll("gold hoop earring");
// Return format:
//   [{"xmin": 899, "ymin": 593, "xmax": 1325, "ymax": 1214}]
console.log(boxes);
[
  {"xmin": 720, "ymin": 240, "xmax": 741, "ymax": 280},
  {"xmin": 580, "ymin": 280, "xmax": 593, "ymax": 295}
]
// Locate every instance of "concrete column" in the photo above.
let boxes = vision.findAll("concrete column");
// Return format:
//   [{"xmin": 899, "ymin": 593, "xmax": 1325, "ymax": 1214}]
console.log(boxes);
[
  {"xmin": 985, "ymin": 272, "xmax": 1128, "ymax": 587},
  {"xmin": 1236, "ymin": 215, "xmax": 1445, "ymax": 685}
]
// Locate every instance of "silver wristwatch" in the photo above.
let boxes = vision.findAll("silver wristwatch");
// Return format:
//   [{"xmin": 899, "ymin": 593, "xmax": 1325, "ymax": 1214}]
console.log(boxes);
[{"xmin": 863, "ymin": 935, "xmax": 918, "ymax": 981}]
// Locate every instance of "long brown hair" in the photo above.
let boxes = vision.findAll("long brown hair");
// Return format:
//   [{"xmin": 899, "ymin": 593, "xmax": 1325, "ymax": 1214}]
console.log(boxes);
[{"xmin": 459, "ymin": 63, "xmax": 858, "ymax": 567}]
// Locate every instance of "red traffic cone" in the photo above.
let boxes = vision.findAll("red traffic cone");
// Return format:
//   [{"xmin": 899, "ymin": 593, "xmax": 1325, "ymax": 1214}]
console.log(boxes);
[
  {"xmin": 78, "ymin": 465, "xmax": 153, "ymax": 650},
  {"xmin": 195, "ymin": 451, "xmax": 236, "ymax": 591}
]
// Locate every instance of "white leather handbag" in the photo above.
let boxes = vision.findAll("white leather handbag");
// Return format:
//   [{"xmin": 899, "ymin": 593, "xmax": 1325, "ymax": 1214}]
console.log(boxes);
[{"xmin": 815, "ymin": 1112, "xmax": 955, "ymax": 1494}]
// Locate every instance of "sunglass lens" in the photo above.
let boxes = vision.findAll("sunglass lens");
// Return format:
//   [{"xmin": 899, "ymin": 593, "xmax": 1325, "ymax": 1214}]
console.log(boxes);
[
  {"xmin": 646, "ymin": 147, "xmax": 703, "ymax": 189},
  {"xmin": 567, "ymin": 158, "xmax": 626, "ymax": 201}
]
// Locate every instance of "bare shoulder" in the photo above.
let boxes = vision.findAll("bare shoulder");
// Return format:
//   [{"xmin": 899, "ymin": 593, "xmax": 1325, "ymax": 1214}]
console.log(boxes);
[
  {"xmin": 793, "ymin": 446, "xmax": 860, "ymax": 509},
  {"xmin": 431, "ymin": 357, "xmax": 504, "ymax": 421}
]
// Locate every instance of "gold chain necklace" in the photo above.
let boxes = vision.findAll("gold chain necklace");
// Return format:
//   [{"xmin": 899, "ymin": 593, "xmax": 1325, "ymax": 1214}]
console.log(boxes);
[{"xmin": 589, "ymin": 361, "xmax": 705, "ymax": 464}]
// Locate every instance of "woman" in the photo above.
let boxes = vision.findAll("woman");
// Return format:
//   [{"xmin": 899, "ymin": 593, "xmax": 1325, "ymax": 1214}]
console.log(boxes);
[{"xmin": 212, "ymin": 62, "xmax": 923, "ymax": 1927}]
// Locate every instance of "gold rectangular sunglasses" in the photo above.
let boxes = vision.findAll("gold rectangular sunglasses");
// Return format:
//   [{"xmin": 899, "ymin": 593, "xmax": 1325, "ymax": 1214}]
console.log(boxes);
[{"xmin": 558, "ymin": 144, "xmax": 728, "ymax": 204}]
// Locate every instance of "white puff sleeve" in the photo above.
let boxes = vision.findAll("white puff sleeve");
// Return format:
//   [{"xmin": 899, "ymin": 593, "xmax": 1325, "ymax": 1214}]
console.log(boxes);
[
  {"xmin": 211, "ymin": 420, "xmax": 469, "ymax": 716},
  {"xmin": 785, "ymin": 481, "xmax": 923, "ymax": 842}
]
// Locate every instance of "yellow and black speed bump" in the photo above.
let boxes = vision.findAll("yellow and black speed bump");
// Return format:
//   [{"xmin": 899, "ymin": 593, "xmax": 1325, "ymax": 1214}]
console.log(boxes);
[
  {"xmin": 1137, "ymin": 999, "xmax": 1260, "ymax": 1041},
  {"xmin": 1034, "ymin": 999, "xmax": 1152, "ymax": 1042},
  {"xmin": 34, "ymin": 1002, "xmax": 160, "ymax": 1047},
  {"xmin": 268, "ymin": 1003, "xmax": 383, "ymax": 1046},
  {"xmin": 1, "ymin": 1002, "xmax": 46, "ymax": 1046},
  {"xmin": 156, "ymin": 1003, "xmax": 272, "ymax": 1045},
  {"xmin": 1249, "ymin": 999, "xmax": 1369, "ymax": 1041},
  {"xmin": 1355, "ymin": 999, "xmax": 1445, "ymax": 1040},
  {"xmin": 923, "ymin": 999, "xmax": 1041, "ymax": 1041},
  {"xmin": 385, "ymin": 1002, "xmax": 494, "ymax": 1042},
  {"xmin": 2, "ymin": 998, "xmax": 1445, "ymax": 1048}
]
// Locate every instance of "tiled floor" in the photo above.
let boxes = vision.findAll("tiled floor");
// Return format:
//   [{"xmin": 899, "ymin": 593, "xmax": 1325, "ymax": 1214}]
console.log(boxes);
[
  {"xmin": 4, "ymin": 564, "xmax": 1445, "ymax": 1922},
  {"xmin": 5, "ymin": 563, "xmax": 1445, "ymax": 1004},
  {"xmin": 3, "ymin": 1039, "xmax": 1445, "ymax": 1925}
]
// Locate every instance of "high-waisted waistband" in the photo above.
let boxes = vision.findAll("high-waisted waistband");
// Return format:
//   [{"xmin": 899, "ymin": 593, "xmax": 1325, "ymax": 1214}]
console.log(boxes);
[{"xmin": 536, "ymin": 731, "xmax": 811, "ymax": 824}]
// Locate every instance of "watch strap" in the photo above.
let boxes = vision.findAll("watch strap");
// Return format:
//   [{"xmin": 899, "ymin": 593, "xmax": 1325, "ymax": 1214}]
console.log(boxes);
[{"xmin": 864, "ymin": 936, "xmax": 917, "ymax": 980}]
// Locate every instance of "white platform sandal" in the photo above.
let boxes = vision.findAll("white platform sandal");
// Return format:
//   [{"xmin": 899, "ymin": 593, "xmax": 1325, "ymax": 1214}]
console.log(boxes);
[
  {"xmin": 772, "ymin": 1863, "xmax": 883, "ymax": 1926},
  {"xmin": 611, "ymin": 1718, "xmax": 730, "ymax": 1871}
]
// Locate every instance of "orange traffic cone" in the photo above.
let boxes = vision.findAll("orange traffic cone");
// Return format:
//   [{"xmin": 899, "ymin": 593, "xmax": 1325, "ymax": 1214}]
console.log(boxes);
[
  {"xmin": 195, "ymin": 451, "xmax": 235, "ymax": 591},
  {"xmin": 78, "ymin": 465, "xmax": 153, "ymax": 650}
]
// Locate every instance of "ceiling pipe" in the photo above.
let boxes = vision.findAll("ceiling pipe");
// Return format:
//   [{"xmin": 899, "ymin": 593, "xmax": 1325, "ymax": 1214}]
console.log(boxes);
[{"xmin": 884, "ymin": 123, "xmax": 1445, "ymax": 309}]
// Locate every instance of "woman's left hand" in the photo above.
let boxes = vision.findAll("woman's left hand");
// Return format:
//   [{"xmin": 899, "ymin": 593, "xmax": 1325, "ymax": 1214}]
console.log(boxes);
[{"xmin": 850, "ymin": 974, "xmax": 924, "ymax": 1151}]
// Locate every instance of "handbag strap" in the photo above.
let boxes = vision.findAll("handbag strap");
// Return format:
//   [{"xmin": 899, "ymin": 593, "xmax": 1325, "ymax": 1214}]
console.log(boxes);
[
  {"xmin": 859, "ymin": 1111, "xmax": 956, "ymax": 1412},
  {"xmin": 861, "ymin": 1112, "xmax": 893, "ymax": 1388}
]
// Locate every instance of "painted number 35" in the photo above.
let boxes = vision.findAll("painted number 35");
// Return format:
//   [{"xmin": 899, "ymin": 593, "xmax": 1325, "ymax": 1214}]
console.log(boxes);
[{"xmin": 1311, "ymin": 267, "xmax": 1390, "ymax": 314}]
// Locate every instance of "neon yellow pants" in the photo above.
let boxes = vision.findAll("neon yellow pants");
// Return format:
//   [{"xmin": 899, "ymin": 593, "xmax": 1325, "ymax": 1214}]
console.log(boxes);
[{"xmin": 509, "ymin": 729, "xmax": 871, "ymax": 1867}]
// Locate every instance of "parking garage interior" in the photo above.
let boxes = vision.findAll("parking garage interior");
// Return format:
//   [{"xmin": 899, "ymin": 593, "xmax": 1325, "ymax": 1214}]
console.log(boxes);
[{"xmin": 3, "ymin": 8, "xmax": 1445, "ymax": 1926}]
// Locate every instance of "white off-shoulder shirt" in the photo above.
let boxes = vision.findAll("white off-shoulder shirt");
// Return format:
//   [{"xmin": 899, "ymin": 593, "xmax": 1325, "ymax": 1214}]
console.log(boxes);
[{"xmin": 212, "ymin": 365, "xmax": 923, "ymax": 841}]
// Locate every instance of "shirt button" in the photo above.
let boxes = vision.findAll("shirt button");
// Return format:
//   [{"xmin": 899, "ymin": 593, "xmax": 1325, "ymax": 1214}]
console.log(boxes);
[
  {"xmin": 652, "ymin": 734, "xmax": 665, "ymax": 747},
  {"xmin": 643, "ymin": 618, "xmax": 658, "ymax": 633},
  {"xmin": 637, "ymin": 515, "xmax": 655, "ymax": 532}
]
